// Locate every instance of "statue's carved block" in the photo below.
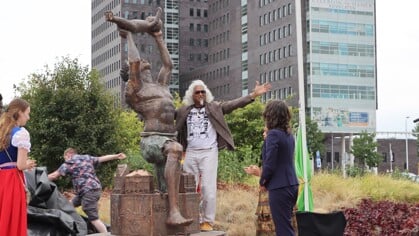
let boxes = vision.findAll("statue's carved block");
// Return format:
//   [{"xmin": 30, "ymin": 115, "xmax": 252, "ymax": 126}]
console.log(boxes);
[
  {"xmin": 111, "ymin": 193, "xmax": 200, "ymax": 236},
  {"xmin": 124, "ymin": 176, "xmax": 154, "ymax": 194}
]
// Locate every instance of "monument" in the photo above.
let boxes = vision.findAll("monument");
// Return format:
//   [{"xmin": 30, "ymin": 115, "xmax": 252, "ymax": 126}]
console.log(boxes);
[{"xmin": 105, "ymin": 7, "xmax": 199, "ymax": 235}]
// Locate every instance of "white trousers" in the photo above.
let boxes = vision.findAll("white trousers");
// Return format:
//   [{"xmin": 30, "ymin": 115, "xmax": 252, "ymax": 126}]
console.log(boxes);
[{"xmin": 183, "ymin": 148, "xmax": 218, "ymax": 224}]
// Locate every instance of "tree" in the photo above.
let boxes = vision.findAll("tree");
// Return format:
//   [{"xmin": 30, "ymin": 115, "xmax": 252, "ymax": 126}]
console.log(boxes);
[
  {"xmin": 17, "ymin": 57, "xmax": 122, "ymax": 187},
  {"xmin": 350, "ymin": 131, "xmax": 382, "ymax": 170},
  {"xmin": 413, "ymin": 121, "xmax": 419, "ymax": 157},
  {"xmin": 291, "ymin": 108, "xmax": 325, "ymax": 159},
  {"xmin": 225, "ymin": 98, "xmax": 265, "ymax": 151}
]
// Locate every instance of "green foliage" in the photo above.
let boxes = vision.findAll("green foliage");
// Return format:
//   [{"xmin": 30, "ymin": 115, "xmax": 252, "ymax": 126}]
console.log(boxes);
[
  {"xmin": 224, "ymin": 99, "xmax": 265, "ymax": 152},
  {"xmin": 119, "ymin": 149, "xmax": 154, "ymax": 174},
  {"xmin": 305, "ymin": 116, "xmax": 325, "ymax": 158},
  {"xmin": 351, "ymin": 131, "xmax": 382, "ymax": 169},
  {"xmin": 346, "ymin": 166, "xmax": 364, "ymax": 177},
  {"xmin": 218, "ymin": 146, "xmax": 259, "ymax": 183},
  {"xmin": 114, "ymin": 110, "xmax": 143, "ymax": 153},
  {"xmin": 173, "ymin": 92, "xmax": 183, "ymax": 109},
  {"xmin": 112, "ymin": 109, "xmax": 157, "ymax": 180},
  {"xmin": 17, "ymin": 57, "xmax": 123, "ymax": 188},
  {"xmin": 414, "ymin": 122, "xmax": 419, "ymax": 156}
]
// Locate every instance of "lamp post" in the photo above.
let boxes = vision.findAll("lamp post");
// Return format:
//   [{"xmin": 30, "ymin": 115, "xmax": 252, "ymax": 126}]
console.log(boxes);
[{"xmin": 405, "ymin": 116, "xmax": 410, "ymax": 172}]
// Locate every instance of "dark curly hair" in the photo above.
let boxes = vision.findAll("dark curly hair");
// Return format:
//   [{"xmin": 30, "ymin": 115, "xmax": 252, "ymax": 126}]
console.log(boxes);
[{"xmin": 263, "ymin": 100, "xmax": 292, "ymax": 134}]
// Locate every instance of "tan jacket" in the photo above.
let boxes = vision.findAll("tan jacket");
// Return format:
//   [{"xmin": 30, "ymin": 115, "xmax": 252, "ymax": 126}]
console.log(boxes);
[{"xmin": 176, "ymin": 95, "xmax": 254, "ymax": 151}]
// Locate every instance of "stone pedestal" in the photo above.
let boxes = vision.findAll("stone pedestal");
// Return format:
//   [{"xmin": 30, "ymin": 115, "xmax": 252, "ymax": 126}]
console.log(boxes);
[{"xmin": 111, "ymin": 166, "xmax": 200, "ymax": 236}]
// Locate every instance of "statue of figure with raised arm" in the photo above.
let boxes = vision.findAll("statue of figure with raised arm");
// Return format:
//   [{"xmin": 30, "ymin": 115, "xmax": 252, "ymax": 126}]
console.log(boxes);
[{"xmin": 105, "ymin": 8, "xmax": 193, "ymax": 226}]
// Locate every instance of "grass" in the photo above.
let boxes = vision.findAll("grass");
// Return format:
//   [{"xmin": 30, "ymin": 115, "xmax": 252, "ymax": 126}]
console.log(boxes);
[{"xmin": 94, "ymin": 172, "xmax": 419, "ymax": 235}]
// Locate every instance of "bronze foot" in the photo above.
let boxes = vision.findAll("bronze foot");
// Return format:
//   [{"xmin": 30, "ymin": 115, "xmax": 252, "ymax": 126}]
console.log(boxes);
[
  {"xmin": 166, "ymin": 211, "xmax": 193, "ymax": 226},
  {"xmin": 150, "ymin": 7, "xmax": 163, "ymax": 32},
  {"xmin": 104, "ymin": 11, "xmax": 114, "ymax": 21}
]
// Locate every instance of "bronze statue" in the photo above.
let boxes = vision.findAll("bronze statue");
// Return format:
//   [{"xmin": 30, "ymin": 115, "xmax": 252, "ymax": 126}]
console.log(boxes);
[{"xmin": 105, "ymin": 8, "xmax": 193, "ymax": 226}]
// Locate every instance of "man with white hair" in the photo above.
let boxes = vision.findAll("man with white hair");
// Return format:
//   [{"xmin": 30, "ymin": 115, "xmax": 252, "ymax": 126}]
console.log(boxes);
[{"xmin": 176, "ymin": 80, "xmax": 270, "ymax": 231}]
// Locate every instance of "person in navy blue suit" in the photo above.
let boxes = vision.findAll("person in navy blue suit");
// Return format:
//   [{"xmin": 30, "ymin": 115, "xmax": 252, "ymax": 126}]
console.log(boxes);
[{"xmin": 260, "ymin": 100, "xmax": 299, "ymax": 236}]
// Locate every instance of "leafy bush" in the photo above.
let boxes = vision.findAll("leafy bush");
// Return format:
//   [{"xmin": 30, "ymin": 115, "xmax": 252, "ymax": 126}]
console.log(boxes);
[
  {"xmin": 346, "ymin": 166, "xmax": 364, "ymax": 177},
  {"xmin": 218, "ymin": 145, "xmax": 260, "ymax": 183},
  {"xmin": 343, "ymin": 199, "xmax": 419, "ymax": 235}
]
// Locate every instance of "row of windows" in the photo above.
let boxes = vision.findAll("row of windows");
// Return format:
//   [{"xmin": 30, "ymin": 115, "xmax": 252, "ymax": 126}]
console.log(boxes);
[
  {"xmin": 310, "ymin": 7, "xmax": 374, "ymax": 16},
  {"xmin": 189, "ymin": 38, "xmax": 209, "ymax": 47},
  {"xmin": 92, "ymin": 31, "xmax": 119, "ymax": 54},
  {"xmin": 93, "ymin": 19, "xmax": 112, "ymax": 38},
  {"xmin": 188, "ymin": 53, "xmax": 209, "ymax": 62},
  {"xmin": 310, "ymin": 20, "xmax": 374, "ymax": 36},
  {"xmin": 210, "ymin": 48, "xmax": 230, "ymax": 64},
  {"xmin": 99, "ymin": 60, "xmax": 121, "ymax": 79},
  {"xmin": 210, "ymin": 83, "xmax": 231, "ymax": 97},
  {"xmin": 260, "ymin": 45, "xmax": 293, "ymax": 65},
  {"xmin": 209, "ymin": 13, "xmax": 230, "ymax": 31},
  {"xmin": 262, "ymin": 87, "xmax": 294, "ymax": 102},
  {"xmin": 105, "ymin": 76, "xmax": 122, "ymax": 90},
  {"xmin": 125, "ymin": 10, "xmax": 153, "ymax": 20},
  {"xmin": 92, "ymin": 0, "xmax": 120, "ymax": 24},
  {"xmin": 260, "ymin": 24, "xmax": 292, "ymax": 46},
  {"xmin": 259, "ymin": 0, "xmax": 278, "ymax": 8},
  {"xmin": 209, "ymin": 31, "xmax": 230, "ymax": 47},
  {"xmin": 310, "ymin": 41, "xmax": 375, "ymax": 57},
  {"xmin": 93, "ymin": 44, "xmax": 121, "ymax": 67},
  {"xmin": 189, "ymin": 23, "xmax": 209, "ymax": 32},
  {"xmin": 260, "ymin": 3, "xmax": 293, "ymax": 27},
  {"xmin": 124, "ymin": 0, "xmax": 160, "ymax": 5},
  {"xmin": 309, "ymin": 63, "xmax": 375, "ymax": 78},
  {"xmin": 190, "ymin": 66, "xmax": 231, "ymax": 86},
  {"xmin": 165, "ymin": 11, "xmax": 179, "ymax": 25},
  {"xmin": 260, "ymin": 66, "xmax": 294, "ymax": 83},
  {"xmin": 189, "ymin": 8, "xmax": 208, "ymax": 18},
  {"xmin": 209, "ymin": 0, "xmax": 230, "ymax": 14},
  {"xmin": 311, "ymin": 84, "xmax": 375, "ymax": 100}
]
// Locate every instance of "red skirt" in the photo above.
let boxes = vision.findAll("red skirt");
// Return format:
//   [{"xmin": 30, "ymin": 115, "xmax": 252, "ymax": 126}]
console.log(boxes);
[{"xmin": 0, "ymin": 168, "xmax": 27, "ymax": 236}]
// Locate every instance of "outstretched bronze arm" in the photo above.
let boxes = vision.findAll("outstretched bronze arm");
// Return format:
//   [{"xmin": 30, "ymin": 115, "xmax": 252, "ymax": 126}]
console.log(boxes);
[{"xmin": 152, "ymin": 31, "xmax": 173, "ymax": 86}]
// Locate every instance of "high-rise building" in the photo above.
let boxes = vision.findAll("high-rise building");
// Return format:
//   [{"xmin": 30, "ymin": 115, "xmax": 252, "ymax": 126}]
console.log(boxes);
[
  {"xmin": 180, "ymin": 0, "xmax": 300, "ymax": 107},
  {"xmin": 305, "ymin": 0, "xmax": 377, "ymax": 134}
]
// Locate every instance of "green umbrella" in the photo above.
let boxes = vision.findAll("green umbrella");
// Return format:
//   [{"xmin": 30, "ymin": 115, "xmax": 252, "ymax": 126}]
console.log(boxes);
[{"xmin": 294, "ymin": 125, "xmax": 314, "ymax": 212}]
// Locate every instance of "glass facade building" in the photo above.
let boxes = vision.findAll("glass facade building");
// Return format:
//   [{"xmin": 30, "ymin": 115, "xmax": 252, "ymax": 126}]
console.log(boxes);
[{"xmin": 306, "ymin": 0, "xmax": 377, "ymax": 133}]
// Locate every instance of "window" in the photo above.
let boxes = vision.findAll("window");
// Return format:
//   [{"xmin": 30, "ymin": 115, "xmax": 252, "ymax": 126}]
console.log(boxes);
[
  {"xmin": 190, "ymin": 8, "xmax": 194, "ymax": 17},
  {"xmin": 197, "ymin": 9, "xmax": 201, "ymax": 17},
  {"xmin": 189, "ymin": 38, "xmax": 194, "ymax": 46},
  {"xmin": 204, "ymin": 10, "xmax": 208, "ymax": 17},
  {"xmin": 189, "ymin": 23, "xmax": 194, "ymax": 31}
]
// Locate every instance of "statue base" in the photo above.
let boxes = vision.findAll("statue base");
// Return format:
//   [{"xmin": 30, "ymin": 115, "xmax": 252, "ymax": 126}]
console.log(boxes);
[{"xmin": 111, "ymin": 192, "xmax": 200, "ymax": 236}]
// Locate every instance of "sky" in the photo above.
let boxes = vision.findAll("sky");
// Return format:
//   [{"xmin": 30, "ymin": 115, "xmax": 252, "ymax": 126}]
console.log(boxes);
[{"xmin": 0, "ymin": 1, "xmax": 418, "ymax": 133}]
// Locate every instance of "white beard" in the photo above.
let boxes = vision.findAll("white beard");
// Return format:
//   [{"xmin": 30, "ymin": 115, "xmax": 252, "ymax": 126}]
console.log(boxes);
[{"xmin": 200, "ymin": 99, "xmax": 204, "ymax": 106}]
